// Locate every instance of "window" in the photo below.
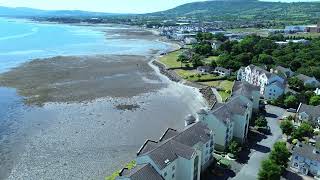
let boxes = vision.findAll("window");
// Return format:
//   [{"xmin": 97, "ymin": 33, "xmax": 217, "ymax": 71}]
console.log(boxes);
[
  {"xmin": 164, "ymin": 172, "xmax": 167, "ymax": 177},
  {"xmin": 172, "ymin": 173, "xmax": 175, "ymax": 179},
  {"xmin": 295, "ymin": 156, "xmax": 299, "ymax": 160},
  {"xmin": 206, "ymin": 143, "xmax": 209, "ymax": 148},
  {"xmin": 172, "ymin": 165, "xmax": 175, "ymax": 171}
]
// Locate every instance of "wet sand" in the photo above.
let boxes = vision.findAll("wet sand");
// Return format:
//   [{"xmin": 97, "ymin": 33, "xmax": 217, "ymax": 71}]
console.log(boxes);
[{"xmin": 0, "ymin": 55, "xmax": 164, "ymax": 106}]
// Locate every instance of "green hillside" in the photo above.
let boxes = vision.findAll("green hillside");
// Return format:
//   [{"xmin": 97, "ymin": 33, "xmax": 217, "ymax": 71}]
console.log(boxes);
[{"xmin": 148, "ymin": 0, "xmax": 320, "ymax": 24}]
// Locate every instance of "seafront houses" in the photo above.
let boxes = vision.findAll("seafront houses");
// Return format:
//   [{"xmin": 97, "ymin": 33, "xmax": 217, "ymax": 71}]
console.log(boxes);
[
  {"xmin": 117, "ymin": 121, "xmax": 214, "ymax": 180},
  {"xmin": 197, "ymin": 96, "xmax": 253, "ymax": 151},
  {"xmin": 296, "ymin": 74, "xmax": 320, "ymax": 88},
  {"xmin": 296, "ymin": 103, "xmax": 320, "ymax": 128},
  {"xmin": 291, "ymin": 142, "xmax": 320, "ymax": 178},
  {"xmin": 232, "ymin": 81, "xmax": 260, "ymax": 111},
  {"xmin": 237, "ymin": 65, "xmax": 285, "ymax": 100}
]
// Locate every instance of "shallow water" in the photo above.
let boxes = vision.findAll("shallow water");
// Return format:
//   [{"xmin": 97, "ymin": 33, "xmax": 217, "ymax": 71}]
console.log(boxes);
[{"xmin": 0, "ymin": 18, "xmax": 206, "ymax": 180}]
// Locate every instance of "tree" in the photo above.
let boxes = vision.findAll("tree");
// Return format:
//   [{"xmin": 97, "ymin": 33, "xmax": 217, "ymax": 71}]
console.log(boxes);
[
  {"xmin": 310, "ymin": 95, "xmax": 320, "ymax": 106},
  {"xmin": 255, "ymin": 116, "xmax": 268, "ymax": 128},
  {"xmin": 210, "ymin": 60, "xmax": 217, "ymax": 68},
  {"xmin": 177, "ymin": 54, "xmax": 189, "ymax": 67},
  {"xmin": 280, "ymin": 120, "xmax": 294, "ymax": 136},
  {"xmin": 288, "ymin": 77, "xmax": 304, "ymax": 91},
  {"xmin": 190, "ymin": 54, "xmax": 203, "ymax": 67},
  {"xmin": 258, "ymin": 159, "xmax": 281, "ymax": 180},
  {"xmin": 269, "ymin": 142, "xmax": 291, "ymax": 170},
  {"xmin": 228, "ymin": 140, "xmax": 241, "ymax": 156},
  {"xmin": 284, "ymin": 95, "xmax": 298, "ymax": 108},
  {"xmin": 292, "ymin": 122, "xmax": 314, "ymax": 140},
  {"xmin": 213, "ymin": 33, "xmax": 227, "ymax": 42},
  {"xmin": 193, "ymin": 43, "xmax": 212, "ymax": 56}
]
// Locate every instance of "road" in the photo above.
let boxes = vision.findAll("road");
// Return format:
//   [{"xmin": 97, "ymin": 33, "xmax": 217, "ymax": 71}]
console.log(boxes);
[
  {"xmin": 211, "ymin": 88, "xmax": 222, "ymax": 103},
  {"xmin": 233, "ymin": 105, "xmax": 285, "ymax": 180}
]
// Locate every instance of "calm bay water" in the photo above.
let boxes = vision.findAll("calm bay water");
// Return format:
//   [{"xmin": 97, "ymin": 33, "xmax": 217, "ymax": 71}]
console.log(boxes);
[{"xmin": 0, "ymin": 18, "xmax": 206, "ymax": 180}]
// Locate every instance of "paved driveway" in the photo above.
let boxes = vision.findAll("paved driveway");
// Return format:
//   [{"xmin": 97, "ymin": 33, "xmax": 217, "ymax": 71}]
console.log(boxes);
[{"xmin": 233, "ymin": 105, "xmax": 285, "ymax": 180}]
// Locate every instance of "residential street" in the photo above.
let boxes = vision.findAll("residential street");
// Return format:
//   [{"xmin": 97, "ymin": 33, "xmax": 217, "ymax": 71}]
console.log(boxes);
[{"xmin": 233, "ymin": 105, "xmax": 285, "ymax": 180}]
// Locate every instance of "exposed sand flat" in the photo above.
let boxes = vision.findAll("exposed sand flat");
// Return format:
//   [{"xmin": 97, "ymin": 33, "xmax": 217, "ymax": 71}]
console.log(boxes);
[{"xmin": 0, "ymin": 55, "xmax": 165, "ymax": 105}]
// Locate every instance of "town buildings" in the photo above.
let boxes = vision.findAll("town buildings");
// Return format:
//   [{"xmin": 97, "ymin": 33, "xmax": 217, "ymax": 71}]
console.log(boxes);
[
  {"xmin": 117, "ymin": 121, "xmax": 214, "ymax": 180},
  {"xmin": 291, "ymin": 142, "xmax": 320, "ymax": 178},
  {"xmin": 237, "ymin": 65, "xmax": 285, "ymax": 100}
]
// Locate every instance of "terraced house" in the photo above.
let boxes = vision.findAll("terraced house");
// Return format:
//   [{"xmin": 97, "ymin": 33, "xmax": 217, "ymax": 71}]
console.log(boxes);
[
  {"xmin": 197, "ymin": 95, "xmax": 253, "ymax": 151},
  {"xmin": 237, "ymin": 64, "xmax": 285, "ymax": 100},
  {"xmin": 117, "ymin": 121, "xmax": 214, "ymax": 180}
]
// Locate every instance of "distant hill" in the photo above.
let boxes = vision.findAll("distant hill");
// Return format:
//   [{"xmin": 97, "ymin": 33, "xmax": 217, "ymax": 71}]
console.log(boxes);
[
  {"xmin": 0, "ymin": 6, "xmax": 118, "ymax": 17},
  {"xmin": 148, "ymin": 0, "xmax": 320, "ymax": 23}
]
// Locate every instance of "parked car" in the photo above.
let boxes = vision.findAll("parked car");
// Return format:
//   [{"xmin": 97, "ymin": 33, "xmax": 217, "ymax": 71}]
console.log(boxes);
[{"xmin": 287, "ymin": 108, "xmax": 297, "ymax": 113}]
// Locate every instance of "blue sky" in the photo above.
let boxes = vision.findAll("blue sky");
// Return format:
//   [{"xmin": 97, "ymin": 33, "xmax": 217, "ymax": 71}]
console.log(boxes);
[{"xmin": 0, "ymin": 0, "xmax": 318, "ymax": 13}]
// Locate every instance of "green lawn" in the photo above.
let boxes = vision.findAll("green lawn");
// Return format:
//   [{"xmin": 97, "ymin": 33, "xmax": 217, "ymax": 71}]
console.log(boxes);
[
  {"xmin": 218, "ymin": 90, "xmax": 231, "ymax": 102},
  {"xmin": 105, "ymin": 161, "xmax": 136, "ymax": 180},
  {"xmin": 203, "ymin": 56, "xmax": 219, "ymax": 65},
  {"xmin": 200, "ymin": 80, "xmax": 234, "ymax": 90},
  {"xmin": 175, "ymin": 69, "xmax": 220, "ymax": 82},
  {"xmin": 159, "ymin": 50, "xmax": 192, "ymax": 69}
]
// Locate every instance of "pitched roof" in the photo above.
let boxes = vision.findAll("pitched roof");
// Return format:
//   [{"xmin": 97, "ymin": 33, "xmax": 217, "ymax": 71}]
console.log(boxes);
[
  {"xmin": 293, "ymin": 143, "xmax": 320, "ymax": 162},
  {"xmin": 214, "ymin": 66, "xmax": 231, "ymax": 73},
  {"xmin": 296, "ymin": 74, "xmax": 318, "ymax": 83},
  {"xmin": 137, "ymin": 122, "xmax": 212, "ymax": 170},
  {"xmin": 276, "ymin": 66, "xmax": 292, "ymax": 73},
  {"xmin": 232, "ymin": 81, "xmax": 259, "ymax": 99},
  {"xmin": 159, "ymin": 128, "xmax": 179, "ymax": 142},
  {"xmin": 268, "ymin": 81, "xmax": 285, "ymax": 89},
  {"xmin": 118, "ymin": 164, "xmax": 164, "ymax": 180},
  {"xmin": 297, "ymin": 103, "xmax": 320, "ymax": 120},
  {"xmin": 210, "ymin": 96, "xmax": 250, "ymax": 124}
]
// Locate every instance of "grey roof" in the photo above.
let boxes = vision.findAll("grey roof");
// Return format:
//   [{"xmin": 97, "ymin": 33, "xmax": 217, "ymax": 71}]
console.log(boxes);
[
  {"xmin": 293, "ymin": 143, "xmax": 320, "ymax": 162},
  {"xmin": 232, "ymin": 81, "xmax": 259, "ymax": 99},
  {"xmin": 137, "ymin": 122, "xmax": 212, "ymax": 170},
  {"xmin": 146, "ymin": 140, "xmax": 195, "ymax": 170},
  {"xmin": 268, "ymin": 81, "xmax": 285, "ymax": 89},
  {"xmin": 276, "ymin": 66, "xmax": 292, "ymax": 74},
  {"xmin": 197, "ymin": 66, "xmax": 213, "ymax": 72},
  {"xmin": 296, "ymin": 74, "xmax": 318, "ymax": 83},
  {"xmin": 210, "ymin": 96, "xmax": 249, "ymax": 124},
  {"xmin": 172, "ymin": 121, "xmax": 211, "ymax": 147},
  {"xmin": 159, "ymin": 128, "xmax": 179, "ymax": 142},
  {"xmin": 297, "ymin": 103, "xmax": 320, "ymax": 121},
  {"xmin": 118, "ymin": 164, "xmax": 164, "ymax": 180}
]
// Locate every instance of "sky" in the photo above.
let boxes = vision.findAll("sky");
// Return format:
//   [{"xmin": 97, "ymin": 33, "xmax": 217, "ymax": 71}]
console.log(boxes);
[{"xmin": 0, "ymin": 0, "xmax": 319, "ymax": 14}]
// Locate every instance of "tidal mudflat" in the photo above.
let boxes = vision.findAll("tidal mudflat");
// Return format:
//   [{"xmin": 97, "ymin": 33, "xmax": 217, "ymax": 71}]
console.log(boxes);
[{"xmin": 0, "ymin": 18, "xmax": 206, "ymax": 180}]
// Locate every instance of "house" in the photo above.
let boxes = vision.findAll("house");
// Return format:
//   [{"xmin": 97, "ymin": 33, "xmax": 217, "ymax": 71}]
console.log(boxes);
[
  {"xmin": 296, "ymin": 103, "xmax": 320, "ymax": 128},
  {"xmin": 211, "ymin": 41, "xmax": 223, "ymax": 50},
  {"xmin": 315, "ymin": 88, "xmax": 320, "ymax": 96},
  {"xmin": 291, "ymin": 142, "xmax": 320, "ymax": 178},
  {"xmin": 275, "ymin": 39, "xmax": 310, "ymax": 46},
  {"xmin": 296, "ymin": 74, "xmax": 320, "ymax": 87},
  {"xmin": 237, "ymin": 65, "xmax": 285, "ymax": 97},
  {"xmin": 213, "ymin": 67, "xmax": 231, "ymax": 77},
  {"xmin": 197, "ymin": 96, "xmax": 253, "ymax": 151},
  {"xmin": 307, "ymin": 22, "xmax": 320, "ymax": 33},
  {"xmin": 232, "ymin": 81, "xmax": 260, "ymax": 111},
  {"xmin": 197, "ymin": 66, "xmax": 214, "ymax": 74},
  {"xmin": 118, "ymin": 121, "xmax": 214, "ymax": 180},
  {"xmin": 271, "ymin": 66, "xmax": 294, "ymax": 78},
  {"xmin": 264, "ymin": 81, "xmax": 285, "ymax": 100}
]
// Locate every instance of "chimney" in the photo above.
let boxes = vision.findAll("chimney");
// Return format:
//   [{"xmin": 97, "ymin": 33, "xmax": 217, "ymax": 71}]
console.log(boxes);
[{"xmin": 185, "ymin": 114, "xmax": 196, "ymax": 127}]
